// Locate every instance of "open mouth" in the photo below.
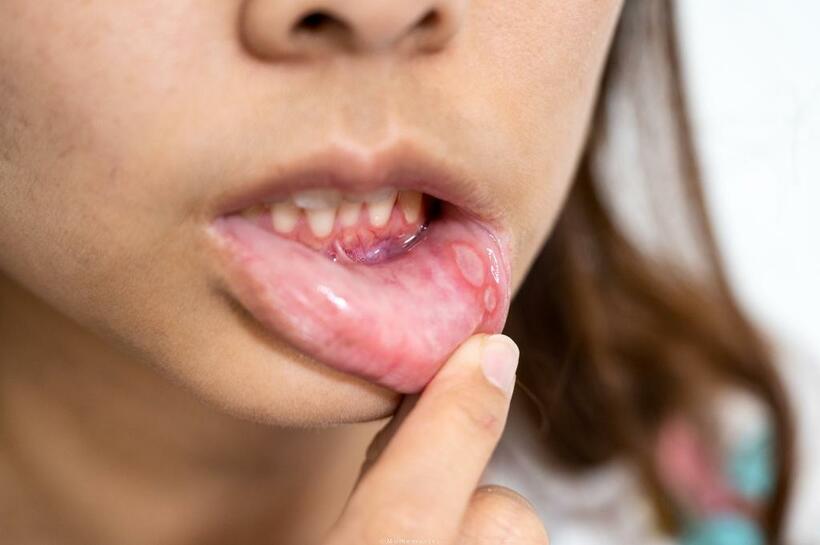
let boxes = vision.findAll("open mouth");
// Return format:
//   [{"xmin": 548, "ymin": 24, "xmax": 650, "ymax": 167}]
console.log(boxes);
[
  {"xmin": 206, "ymin": 150, "xmax": 512, "ymax": 394},
  {"xmin": 242, "ymin": 188, "xmax": 432, "ymax": 265}
]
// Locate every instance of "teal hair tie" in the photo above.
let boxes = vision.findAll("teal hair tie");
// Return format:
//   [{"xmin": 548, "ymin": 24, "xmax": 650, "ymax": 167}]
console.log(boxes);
[
  {"xmin": 683, "ymin": 515, "xmax": 765, "ymax": 545},
  {"xmin": 727, "ymin": 428, "xmax": 774, "ymax": 500}
]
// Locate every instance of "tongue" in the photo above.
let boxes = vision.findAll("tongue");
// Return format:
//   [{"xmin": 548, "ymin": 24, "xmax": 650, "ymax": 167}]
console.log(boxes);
[{"xmin": 210, "ymin": 209, "xmax": 511, "ymax": 393}]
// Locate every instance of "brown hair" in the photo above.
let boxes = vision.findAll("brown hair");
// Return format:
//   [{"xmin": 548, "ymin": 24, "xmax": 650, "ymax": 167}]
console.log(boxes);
[{"xmin": 505, "ymin": 1, "xmax": 795, "ymax": 541}]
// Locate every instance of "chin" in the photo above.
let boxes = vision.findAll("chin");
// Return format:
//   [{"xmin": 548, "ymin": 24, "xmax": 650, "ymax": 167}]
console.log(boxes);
[{"xmin": 152, "ymin": 302, "xmax": 403, "ymax": 428}]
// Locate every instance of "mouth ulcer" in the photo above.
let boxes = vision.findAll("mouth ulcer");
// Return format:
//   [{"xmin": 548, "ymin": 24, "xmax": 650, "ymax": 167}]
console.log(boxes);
[
  {"xmin": 237, "ymin": 188, "xmax": 432, "ymax": 265},
  {"xmin": 212, "ymin": 184, "xmax": 511, "ymax": 393}
]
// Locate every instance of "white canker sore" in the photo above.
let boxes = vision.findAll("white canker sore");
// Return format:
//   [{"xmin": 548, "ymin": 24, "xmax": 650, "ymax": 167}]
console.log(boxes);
[{"xmin": 453, "ymin": 244, "xmax": 485, "ymax": 288}]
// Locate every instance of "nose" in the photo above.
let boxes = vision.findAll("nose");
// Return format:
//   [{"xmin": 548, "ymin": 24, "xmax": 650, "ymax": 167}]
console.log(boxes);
[{"xmin": 240, "ymin": 0, "xmax": 467, "ymax": 60}]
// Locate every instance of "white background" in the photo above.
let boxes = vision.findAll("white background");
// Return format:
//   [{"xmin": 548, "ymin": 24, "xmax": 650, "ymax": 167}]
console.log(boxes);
[
  {"xmin": 677, "ymin": 1, "xmax": 820, "ymax": 360},
  {"xmin": 678, "ymin": 4, "xmax": 820, "ymax": 535}
]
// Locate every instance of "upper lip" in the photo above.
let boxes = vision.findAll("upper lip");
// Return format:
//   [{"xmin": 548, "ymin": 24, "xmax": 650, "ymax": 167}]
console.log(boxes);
[{"xmin": 209, "ymin": 140, "xmax": 508, "ymax": 233}]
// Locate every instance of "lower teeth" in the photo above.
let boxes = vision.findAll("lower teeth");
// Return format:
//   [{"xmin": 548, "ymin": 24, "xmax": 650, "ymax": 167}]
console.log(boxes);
[{"xmin": 328, "ymin": 222, "xmax": 429, "ymax": 265}]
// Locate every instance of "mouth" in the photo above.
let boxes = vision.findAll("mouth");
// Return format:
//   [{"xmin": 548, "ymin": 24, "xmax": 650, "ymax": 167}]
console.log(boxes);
[{"xmin": 205, "ymin": 144, "xmax": 512, "ymax": 393}]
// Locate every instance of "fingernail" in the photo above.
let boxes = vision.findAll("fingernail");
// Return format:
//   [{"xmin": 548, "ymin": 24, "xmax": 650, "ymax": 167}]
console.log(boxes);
[{"xmin": 481, "ymin": 334, "xmax": 519, "ymax": 394}]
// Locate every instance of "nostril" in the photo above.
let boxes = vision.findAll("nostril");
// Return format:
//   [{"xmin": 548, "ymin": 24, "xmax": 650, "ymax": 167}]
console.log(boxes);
[
  {"xmin": 293, "ymin": 10, "xmax": 349, "ymax": 35},
  {"xmin": 291, "ymin": 6, "xmax": 445, "ymax": 53},
  {"xmin": 416, "ymin": 9, "xmax": 440, "ymax": 29}
]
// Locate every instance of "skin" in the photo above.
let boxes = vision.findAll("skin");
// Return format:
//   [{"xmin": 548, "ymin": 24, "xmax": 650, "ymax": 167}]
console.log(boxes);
[{"xmin": 0, "ymin": 1, "xmax": 623, "ymax": 543}]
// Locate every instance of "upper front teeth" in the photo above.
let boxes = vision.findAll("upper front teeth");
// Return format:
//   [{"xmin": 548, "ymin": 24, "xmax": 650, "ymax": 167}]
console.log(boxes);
[
  {"xmin": 292, "ymin": 188, "xmax": 342, "ymax": 210},
  {"xmin": 337, "ymin": 200, "xmax": 362, "ymax": 227},
  {"xmin": 305, "ymin": 207, "xmax": 336, "ymax": 238},
  {"xmin": 268, "ymin": 188, "xmax": 423, "ymax": 237},
  {"xmin": 271, "ymin": 200, "xmax": 299, "ymax": 233},
  {"xmin": 366, "ymin": 188, "xmax": 397, "ymax": 228},
  {"xmin": 397, "ymin": 190, "xmax": 422, "ymax": 223},
  {"xmin": 344, "ymin": 187, "xmax": 396, "ymax": 203}
]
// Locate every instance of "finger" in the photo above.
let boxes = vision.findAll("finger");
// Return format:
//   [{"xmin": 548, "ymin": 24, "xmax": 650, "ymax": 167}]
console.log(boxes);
[
  {"xmin": 337, "ymin": 333, "xmax": 519, "ymax": 545},
  {"xmin": 459, "ymin": 485, "xmax": 549, "ymax": 544},
  {"xmin": 352, "ymin": 392, "xmax": 419, "ymax": 491}
]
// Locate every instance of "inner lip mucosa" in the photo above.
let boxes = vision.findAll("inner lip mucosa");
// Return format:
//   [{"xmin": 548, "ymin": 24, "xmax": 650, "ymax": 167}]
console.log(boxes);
[
  {"xmin": 235, "ymin": 188, "xmax": 440, "ymax": 265},
  {"xmin": 212, "ymin": 183, "xmax": 511, "ymax": 393}
]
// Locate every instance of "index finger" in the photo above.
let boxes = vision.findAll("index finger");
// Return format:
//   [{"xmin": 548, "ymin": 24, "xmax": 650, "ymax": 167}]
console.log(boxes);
[{"xmin": 339, "ymin": 333, "xmax": 519, "ymax": 544}]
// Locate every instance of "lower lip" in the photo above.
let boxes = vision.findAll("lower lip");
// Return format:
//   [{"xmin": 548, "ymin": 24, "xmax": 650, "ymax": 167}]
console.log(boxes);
[{"xmin": 208, "ymin": 205, "xmax": 511, "ymax": 394}]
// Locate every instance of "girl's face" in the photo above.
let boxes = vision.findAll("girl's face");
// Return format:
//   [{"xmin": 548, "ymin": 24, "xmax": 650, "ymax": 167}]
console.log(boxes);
[{"xmin": 0, "ymin": 1, "xmax": 622, "ymax": 424}]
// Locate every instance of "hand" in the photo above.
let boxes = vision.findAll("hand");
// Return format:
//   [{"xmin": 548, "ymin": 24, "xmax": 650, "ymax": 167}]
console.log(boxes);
[{"xmin": 323, "ymin": 334, "xmax": 549, "ymax": 545}]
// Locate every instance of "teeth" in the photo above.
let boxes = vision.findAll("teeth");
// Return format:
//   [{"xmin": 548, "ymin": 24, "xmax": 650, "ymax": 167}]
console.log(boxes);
[
  {"xmin": 338, "ymin": 200, "xmax": 362, "ymax": 227},
  {"xmin": 271, "ymin": 201, "xmax": 300, "ymax": 233},
  {"xmin": 366, "ymin": 189, "xmax": 398, "ymax": 228},
  {"xmin": 305, "ymin": 207, "xmax": 336, "ymax": 238},
  {"xmin": 257, "ymin": 187, "xmax": 421, "ymax": 237},
  {"xmin": 346, "ymin": 187, "xmax": 396, "ymax": 203},
  {"xmin": 397, "ymin": 191, "xmax": 423, "ymax": 223},
  {"xmin": 292, "ymin": 189, "xmax": 341, "ymax": 210}
]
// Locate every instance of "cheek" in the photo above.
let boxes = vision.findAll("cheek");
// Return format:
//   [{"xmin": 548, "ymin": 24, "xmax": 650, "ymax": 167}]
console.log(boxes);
[
  {"xmin": 0, "ymin": 2, "xmax": 218, "ymax": 311},
  {"xmin": 0, "ymin": 66, "xmax": 135, "ymax": 317},
  {"xmin": 463, "ymin": 0, "xmax": 622, "ymax": 286}
]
